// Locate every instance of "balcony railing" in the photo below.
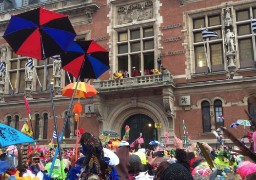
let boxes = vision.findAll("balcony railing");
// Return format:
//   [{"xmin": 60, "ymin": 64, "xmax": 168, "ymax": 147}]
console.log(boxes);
[{"xmin": 93, "ymin": 70, "xmax": 173, "ymax": 92}]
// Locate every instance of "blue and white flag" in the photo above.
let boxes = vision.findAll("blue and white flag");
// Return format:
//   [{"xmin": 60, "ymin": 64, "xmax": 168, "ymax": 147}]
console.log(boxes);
[
  {"xmin": 0, "ymin": 61, "xmax": 6, "ymax": 73},
  {"xmin": 251, "ymin": 19, "xmax": 256, "ymax": 33},
  {"xmin": 25, "ymin": 58, "xmax": 34, "ymax": 70},
  {"xmin": 52, "ymin": 131, "xmax": 57, "ymax": 139},
  {"xmin": 202, "ymin": 29, "xmax": 218, "ymax": 39},
  {"xmin": 52, "ymin": 55, "xmax": 61, "ymax": 61}
]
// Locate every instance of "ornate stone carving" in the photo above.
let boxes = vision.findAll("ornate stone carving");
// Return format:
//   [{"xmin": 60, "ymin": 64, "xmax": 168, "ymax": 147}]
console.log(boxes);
[
  {"xmin": 223, "ymin": 5, "xmax": 237, "ymax": 79},
  {"xmin": 0, "ymin": 46, "xmax": 7, "ymax": 60},
  {"xmin": 225, "ymin": 29, "xmax": 235, "ymax": 53},
  {"xmin": 94, "ymin": 96, "xmax": 104, "ymax": 123},
  {"xmin": 117, "ymin": 0, "xmax": 153, "ymax": 25},
  {"xmin": 223, "ymin": 6, "xmax": 232, "ymax": 27},
  {"xmin": 53, "ymin": 59, "xmax": 62, "ymax": 95},
  {"xmin": 162, "ymin": 87, "xmax": 175, "ymax": 132}
]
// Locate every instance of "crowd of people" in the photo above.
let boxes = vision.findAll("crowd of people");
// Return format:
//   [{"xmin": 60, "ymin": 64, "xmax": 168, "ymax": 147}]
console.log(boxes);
[
  {"xmin": 113, "ymin": 67, "xmax": 161, "ymax": 80},
  {"xmin": 0, "ymin": 128, "xmax": 256, "ymax": 179}
]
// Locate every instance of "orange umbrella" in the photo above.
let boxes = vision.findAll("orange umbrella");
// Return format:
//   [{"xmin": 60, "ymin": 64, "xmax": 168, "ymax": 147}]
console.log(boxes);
[{"xmin": 62, "ymin": 82, "xmax": 97, "ymax": 98}]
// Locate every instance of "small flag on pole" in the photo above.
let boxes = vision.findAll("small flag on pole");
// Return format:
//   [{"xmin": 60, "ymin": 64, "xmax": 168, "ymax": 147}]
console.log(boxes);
[
  {"xmin": 202, "ymin": 29, "xmax": 218, "ymax": 39},
  {"xmin": 251, "ymin": 19, "xmax": 256, "ymax": 33},
  {"xmin": 25, "ymin": 58, "xmax": 34, "ymax": 70},
  {"xmin": 183, "ymin": 120, "xmax": 187, "ymax": 146},
  {"xmin": 0, "ymin": 61, "xmax": 6, "ymax": 73},
  {"xmin": 218, "ymin": 114, "xmax": 224, "ymax": 121},
  {"xmin": 52, "ymin": 131, "xmax": 57, "ymax": 139}
]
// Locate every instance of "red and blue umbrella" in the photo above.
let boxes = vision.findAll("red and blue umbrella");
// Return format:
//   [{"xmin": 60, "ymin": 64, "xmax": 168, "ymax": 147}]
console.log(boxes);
[
  {"xmin": 60, "ymin": 40, "xmax": 109, "ymax": 79},
  {"xmin": 3, "ymin": 7, "xmax": 76, "ymax": 60}
]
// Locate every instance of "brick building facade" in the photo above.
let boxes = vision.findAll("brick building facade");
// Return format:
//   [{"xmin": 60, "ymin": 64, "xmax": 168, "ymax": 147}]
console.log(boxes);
[{"xmin": 0, "ymin": 0, "xmax": 255, "ymax": 146}]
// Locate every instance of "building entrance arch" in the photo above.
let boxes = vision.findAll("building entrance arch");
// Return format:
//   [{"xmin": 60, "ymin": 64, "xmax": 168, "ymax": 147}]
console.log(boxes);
[{"xmin": 121, "ymin": 114, "xmax": 157, "ymax": 149}]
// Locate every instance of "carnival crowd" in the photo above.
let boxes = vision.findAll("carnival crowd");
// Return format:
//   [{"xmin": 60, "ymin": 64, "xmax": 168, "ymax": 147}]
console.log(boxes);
[{"xmin": 0, "ymin": 127, "xmax": 256, "ymax": 180}]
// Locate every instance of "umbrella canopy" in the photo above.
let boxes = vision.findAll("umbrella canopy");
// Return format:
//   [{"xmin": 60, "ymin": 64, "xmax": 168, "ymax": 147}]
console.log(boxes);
[
  {"xmin": 3, "ymin": 7, "xmax": 76, "ymax": 60},
  {"xmin": 62, "ymin": 82, "xmax": 97, "ymax": 98},
  {"xmin": 103, "ymin": 130, "xmax": 119, "ymax": 137},
  {"xmin": 237, "ymin": 119, "xmax": 251, "ymax": 126},
  {"xmin": 0, "ymin": 123, "xmax": 36, "ymax": 148},
  {"xmin": 149, "ymin": 140, "xmax": 162, "ymax": 146},
  {"xmin": 103, "ymin": 148, "xmax": 119, "ymax": 166},
  {"xmin": 61, "ymin": 40, "xmax": 110, "ymax": 79},
  {"xmin": 230, "ymin": 122, "xmax": 240, "ymax": 128}
]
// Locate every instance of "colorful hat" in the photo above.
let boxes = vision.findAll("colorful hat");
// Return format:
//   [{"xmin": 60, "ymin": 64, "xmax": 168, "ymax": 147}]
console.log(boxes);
[{"xmin": 118, "ymin": 140, "xmax": 129, "ymax": 147}]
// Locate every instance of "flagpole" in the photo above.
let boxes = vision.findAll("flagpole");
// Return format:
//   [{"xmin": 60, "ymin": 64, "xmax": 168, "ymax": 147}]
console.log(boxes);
[
  {"xmin": 67, "ymin": 72, "xmax": 71, "ymax": 83},
  {"xmin": 203, "ymin": 39, "xmax": 211, "ymax": 73},
  {"xmin": 34, "ymin": 69, "xmax": 42, "ymax": 88}
]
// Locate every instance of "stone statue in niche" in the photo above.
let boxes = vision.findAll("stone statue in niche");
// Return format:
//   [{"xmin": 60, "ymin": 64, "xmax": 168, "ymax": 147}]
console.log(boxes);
[
  {"xmin": 224, "ymin": 6, "xmax": 232, "ymax": 27},
  {"xmin": 25, "ymin": 65, "xmax": 33, "ymax": 81},
  {"xmin": 225, "ymin": 29, "xmax": 236, "ymax": 53},
  {"xmin": 53, "ymin": 59, "xmax": 61, "ymax": 77},
  {"xmin": 0, "ymin": 46, "xmax": 7, "ymax": 60}
]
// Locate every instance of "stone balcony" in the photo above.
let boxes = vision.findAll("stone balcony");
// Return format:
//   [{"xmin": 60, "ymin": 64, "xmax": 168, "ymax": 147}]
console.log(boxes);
[{"xmin": 93, "ymin": 69, "xmax": 174, "ymax": 93}]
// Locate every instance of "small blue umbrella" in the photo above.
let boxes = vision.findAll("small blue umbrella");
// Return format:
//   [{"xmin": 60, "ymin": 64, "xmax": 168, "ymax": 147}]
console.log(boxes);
[
  {"xmin": 149, "ymin": 140, "xmax": 161, "ymax": 146},
  {"xmin": 230, "ymin": 122, "xmax": 240, "ymax": 128},
  {"xmin": 0, "ymin": 123, "xmax": 36, "ymax": 148}
]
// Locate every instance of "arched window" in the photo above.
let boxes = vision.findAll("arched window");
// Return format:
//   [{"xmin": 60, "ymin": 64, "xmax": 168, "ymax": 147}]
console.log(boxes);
[
  {"xmin": 214, "ymin": 100, "xmax": 224, "ymax": 129},
  {"xmin": 43, "ymin": 113, "xmax": 48, "ymax": 139},
  {"xmin": 14, "ymin": 115, "xmax": 19, "ymax": 129},
  {"xmin": 34, "ymin": 114, "xmax": 40, "ymax": 139},
  {"xmin": 6, "ymin": 115, "xmax": 12, "ymax": 126},
  {"xmin": 201, "ymin": 101, "xmax": 211, "ymax": 132},
  {"xmin": 64, "ymin": 111, "xmax": 71, "ymax": 138}
]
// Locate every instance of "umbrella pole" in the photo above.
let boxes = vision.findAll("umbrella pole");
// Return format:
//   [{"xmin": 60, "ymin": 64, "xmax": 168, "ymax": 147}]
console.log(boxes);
[
  {"xmin": 75, "ymin": 115, "xmax": 80, "ymax": 161},
  {"xmin": 49, "ymin": 59, "xmax": 86, "ymax": 177},
  {"xmin": 44, "ymin": 59, "xmax": 64, "ymax": 179}
]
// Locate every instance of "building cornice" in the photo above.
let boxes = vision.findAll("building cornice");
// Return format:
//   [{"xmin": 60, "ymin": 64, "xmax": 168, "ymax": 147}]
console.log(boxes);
[
  {"xmin": 176, "ymin": 76, "xmax": 256, "ymax": 89},
  {"xmin": 0, "ymin": 1, "xmax": 99, "ymax": 32}
]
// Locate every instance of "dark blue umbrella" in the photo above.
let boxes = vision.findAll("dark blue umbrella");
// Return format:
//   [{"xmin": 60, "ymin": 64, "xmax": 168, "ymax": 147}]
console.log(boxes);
[
  {"xmin": 0, "ymin": 123, "xmax": 36, "ymax": 147},
  {"xmin": 149, "ymin": 140, "xmax": 162, "ymax": 146},
  {"xmin": 60, "ymin": 40, "xmax": 110, "ymax": 80},
  {"xmin": 230, "ymin": 122, "xmax": 240, "ymax": 128}
]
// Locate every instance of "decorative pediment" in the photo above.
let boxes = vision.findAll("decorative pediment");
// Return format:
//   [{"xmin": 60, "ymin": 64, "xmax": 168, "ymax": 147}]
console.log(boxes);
[{"xmin": 116, "ymin": 0, "xmax": 153, "ymax": 25}]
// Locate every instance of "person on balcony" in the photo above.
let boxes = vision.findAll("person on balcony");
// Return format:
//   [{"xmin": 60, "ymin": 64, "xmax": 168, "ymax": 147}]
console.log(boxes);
[
  {"xmin": 144, "ymin": 69, "xmax": 150, "ymax": 75},
  {"xmin": 132, "ymin": 67, "xmax": 140, "ymax": 77},
  {"xmin": 113, "ymin": 70, "xmax": 123, "ymax": 80},
  {"xmin": 123, "ymin": 70, "xmax": 129, "ymax": 78}
]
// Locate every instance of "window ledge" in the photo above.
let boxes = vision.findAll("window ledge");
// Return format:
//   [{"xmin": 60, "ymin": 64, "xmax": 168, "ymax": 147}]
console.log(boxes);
[
  {"xmin": 237, "ymin": 67, "xmax": 256, "ymax": 73},
  {"xmin": 191, "ymin": 70, "xmax": 227, "ymax": 78},
  {"xmin": 199, "ymin": 132, "xmax": 214, "ymax": 136}
]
